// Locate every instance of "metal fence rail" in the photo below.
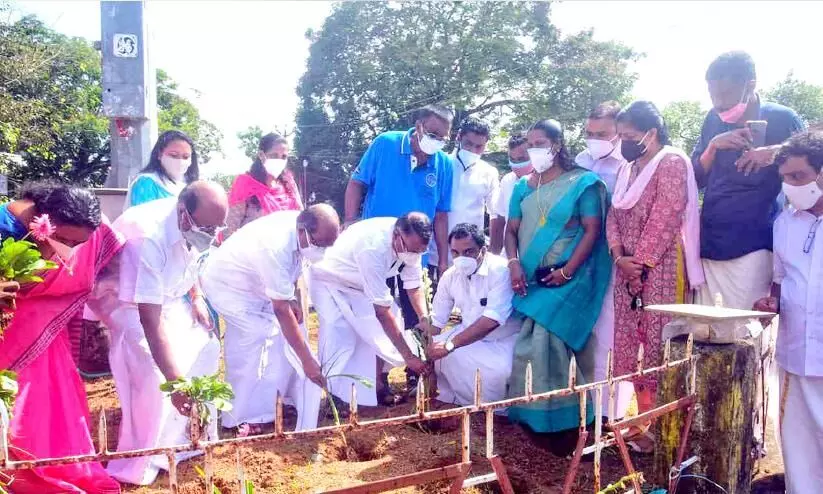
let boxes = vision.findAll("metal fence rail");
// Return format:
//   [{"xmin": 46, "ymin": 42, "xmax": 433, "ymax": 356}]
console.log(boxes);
[{"xmin": 0, "ymin": 336, "xmax": 699, "ymax": 493}]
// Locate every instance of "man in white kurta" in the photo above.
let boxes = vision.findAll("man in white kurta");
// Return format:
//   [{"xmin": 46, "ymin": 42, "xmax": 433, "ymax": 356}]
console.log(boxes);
[
  {"xmin": 201, "ymin": 205, "xmax": 339, "ymax": 434},
  {"xmin": 98, "ymin": 182, "xmax": 227, "ymax": 485},
  {"xmin": 310, "ymin": 213, "xmax": 432, "ymax": 406},
  {"xmin": 418, "ymin": 223, "xmax": 518, "ymax": 405},
  {"xmin": 427, "ymin": 118, "xmax": 499, "ymax": 274},
  {"xmin": 575, "ymin": 101, "xmax": 632, "ymax": 419},
  {"xmin": 754, "ymin": 132, "xmax": 823, "ymax": 493}
]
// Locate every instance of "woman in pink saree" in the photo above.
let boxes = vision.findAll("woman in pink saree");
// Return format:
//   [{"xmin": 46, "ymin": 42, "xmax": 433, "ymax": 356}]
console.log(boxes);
[{"xmin": 0, "ymin": 183, "xmax": 123, "ymax": 493}]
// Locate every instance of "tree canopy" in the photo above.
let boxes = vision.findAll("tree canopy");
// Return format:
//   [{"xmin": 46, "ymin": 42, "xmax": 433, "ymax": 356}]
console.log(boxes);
[
  {"xmin": 0, "ymin": 11, "xmax": 221, "ymax": 189},
  {"xmin": 765, "ymin": 72, "xmax": 823, "ymax": 126},
  {"xmin": 295, "ymin": 1, "xmax": 638, "ymax": 208},
  {"xmin": 662, "ymin": 100, "xmax": 704, "ymax": 154}
]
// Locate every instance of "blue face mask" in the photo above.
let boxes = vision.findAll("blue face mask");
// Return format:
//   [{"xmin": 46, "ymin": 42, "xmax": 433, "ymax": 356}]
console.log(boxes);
[{"xmin": 509, "ymin": 159, "xmax": 531, "ymax": 169}]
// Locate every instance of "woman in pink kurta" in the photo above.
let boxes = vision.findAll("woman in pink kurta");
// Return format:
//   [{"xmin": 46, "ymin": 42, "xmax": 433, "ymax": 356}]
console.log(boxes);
[{"xmin": 606, "ymin": 101, "xmax": 704, "ymax": 451}]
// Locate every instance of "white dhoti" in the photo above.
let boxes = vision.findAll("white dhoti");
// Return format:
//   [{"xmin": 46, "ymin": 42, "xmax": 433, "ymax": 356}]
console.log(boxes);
[
  {"xmin": 203, "ymin": 285, "xmax": 322, "ymax": 431},
  {"xmin": 310, "ymin": 276, "xmax": 412, "ymax": 406},
  {"xmin": 105, "ymin": 297, "xmax": 220, "ymax": 485},
  {"xmin": 588, "ymin": 272, "xmax": 634, "ymax": 419},
  {"xmin": 779, "ymin": 368, "xmax": 823, "ymax": 494},
  {"xmin": 433, "ymin": 327, "xmax": 516, "ymax": 405},
  {"xmin": 695, "ymin": 249, "xmax": 773, "ymax": 310}
]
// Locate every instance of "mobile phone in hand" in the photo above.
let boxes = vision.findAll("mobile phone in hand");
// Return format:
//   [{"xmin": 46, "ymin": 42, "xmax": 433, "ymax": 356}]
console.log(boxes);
[{"xmin": 746, "ymin": 120, "xmax": 768, "ymax": 148}]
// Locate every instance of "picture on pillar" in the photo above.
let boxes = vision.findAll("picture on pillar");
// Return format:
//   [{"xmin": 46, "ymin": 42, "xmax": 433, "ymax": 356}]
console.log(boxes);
[{"xmin": 114, "ymin": 34, "xmax": 138, "ymax": 58}]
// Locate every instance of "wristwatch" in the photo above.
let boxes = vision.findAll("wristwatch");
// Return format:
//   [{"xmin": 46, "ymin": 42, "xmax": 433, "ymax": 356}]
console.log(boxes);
[{"xmin": 445, "ymin": 339, "xmax": 455, "ymax": 353}]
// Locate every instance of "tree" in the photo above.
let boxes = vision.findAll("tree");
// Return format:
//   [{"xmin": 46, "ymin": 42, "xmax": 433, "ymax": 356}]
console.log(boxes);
[
  {"xmin": 295, "ymin": 1, "xmax": 638, "ymax": 209},
  {"xmin": 0, "ymin": 13, "xmax": 222, "ymax": 188},
  {"xmin": 765, "ymin": 72, "xmax": 823, "ymax": 126},
  {"xmin": 237, "ymin": 125, "xmax": 264, "ymax": 160},
  {"xmin": 662, "ymin": 100, "xmax": 705, "ymax": 154}
]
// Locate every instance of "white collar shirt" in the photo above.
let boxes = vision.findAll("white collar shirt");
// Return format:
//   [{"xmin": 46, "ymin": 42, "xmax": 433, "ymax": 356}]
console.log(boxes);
[
  {"xmin": 575, "ymin": 145, "xmax": 626, "ymax": 196},
  {"xmin": 113, "ymin": 197, "xmax": 202, "ymax": 306},
  {"xmin": 312, "ymin": 217, "xmax": 422, "ymax": 307},
  {"xmin": 203, "ymin": 211, "xmax": 301, "ymax": 302},
  {"xmin": 428, "ymin": 153, "xmax": 500, "ymax": 263},
  {"xmin": 496, "ymin": 171, "xmax": 521, "ymax": 221},
  {"xmin": 431, "ymin": 253, "xmax": 520, "ymax": 341},
  {"xmin": 774, "ymin": 207, "xmax": 823, "ymax": 376}
]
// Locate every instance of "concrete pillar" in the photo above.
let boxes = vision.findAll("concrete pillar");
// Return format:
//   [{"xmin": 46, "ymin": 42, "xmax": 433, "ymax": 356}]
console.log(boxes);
[{"xmin": 100, "ymin": 0, "xmax": 157, "ymax": 188}]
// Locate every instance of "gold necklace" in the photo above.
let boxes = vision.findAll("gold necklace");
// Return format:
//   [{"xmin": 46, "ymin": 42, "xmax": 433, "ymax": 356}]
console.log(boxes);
[{"xmin": 535, "ymin": 172, "xmax": 560, "ymax": 226}]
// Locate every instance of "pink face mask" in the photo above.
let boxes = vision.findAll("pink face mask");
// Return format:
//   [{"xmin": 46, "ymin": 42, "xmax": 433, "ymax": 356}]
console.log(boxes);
[{"xmin": 718, "ymin": 89, "xmax": 749, "ymax": 124}]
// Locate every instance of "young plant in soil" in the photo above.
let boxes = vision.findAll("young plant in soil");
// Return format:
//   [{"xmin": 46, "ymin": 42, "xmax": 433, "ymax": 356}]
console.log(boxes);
[
  {"xmin": 193, "ymin": 465, "xmax": 255, "ymax": 494},
  {"xmin": 159, "ymin": 373, "xmax": 234, "ymax": 443}
]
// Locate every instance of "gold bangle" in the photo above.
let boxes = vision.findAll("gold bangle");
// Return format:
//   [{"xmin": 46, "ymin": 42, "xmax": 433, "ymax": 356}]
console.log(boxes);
[
  {"xmin": 507, "ymin": 257, "xmax": 521, "ymax": 265},
  {"xmin": 559, "ymin": 267, "xmax": 572, "ymax": 281}
]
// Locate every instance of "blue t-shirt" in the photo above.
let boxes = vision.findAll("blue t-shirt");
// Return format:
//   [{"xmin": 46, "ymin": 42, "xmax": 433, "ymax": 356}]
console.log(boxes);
[
  {"xmin": 691, "ymin": 101, "xmax": 805, "ymax": 261},
  {"xmin": 0, "ymin": 203, "xmax": 27, "ymax": 240},
  {"xmin": 352, "ymin": 128, "xmax": 453, "ymax": 222}
]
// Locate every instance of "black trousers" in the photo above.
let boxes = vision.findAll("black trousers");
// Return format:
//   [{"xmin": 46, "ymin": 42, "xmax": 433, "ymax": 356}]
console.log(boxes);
[{"xmin": 386, "ymin": 275, "xmax": 419, "ymax": 329}]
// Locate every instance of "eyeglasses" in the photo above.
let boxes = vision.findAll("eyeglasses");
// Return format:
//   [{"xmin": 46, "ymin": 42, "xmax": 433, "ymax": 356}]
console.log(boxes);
[
  {"xmin": 184, "ymin": 208, "xmax": 226, "ymax": 236},
  {"xmin": 804, "ymin": 218, "xmax": 822, "ymax": 254}
]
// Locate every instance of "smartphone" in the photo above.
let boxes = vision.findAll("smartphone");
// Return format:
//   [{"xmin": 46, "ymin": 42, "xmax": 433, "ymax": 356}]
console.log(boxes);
[{"xmin": 746, "ymin": 120, "xmax": 768, "ymax": 148}]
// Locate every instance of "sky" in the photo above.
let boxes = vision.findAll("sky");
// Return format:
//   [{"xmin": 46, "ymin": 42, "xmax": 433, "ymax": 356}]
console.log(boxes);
[{"xmin": 13, "ymin": 0, "xmax": 823, "ymax": 177}]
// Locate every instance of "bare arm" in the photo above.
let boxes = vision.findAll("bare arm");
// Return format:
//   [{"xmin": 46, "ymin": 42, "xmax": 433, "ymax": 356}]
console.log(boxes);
[
  {"xmin": 405, "ymin": 286, "xmax": 428, "ymax": 322},
  {"xmin": 344, "ymin": 179, "xmax": 365, "ymax": 224},
  {"xmin": 504, "ymin": 217, "xmax": 521, "ymax": 260},
  {"xmin": 489, "ymin": 216, "xmax": 505, "ymax": 255},
  {"xmin": 139, "ymin": 303, "xmax": 183, "ymax": 381},
  {"xmin": 564, "ymin": 216, "xmax": 600, "ymax": 276}
]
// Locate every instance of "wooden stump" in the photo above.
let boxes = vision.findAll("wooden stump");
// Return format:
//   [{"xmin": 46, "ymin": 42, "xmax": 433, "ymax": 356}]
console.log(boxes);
[{"xmin": 653, "ymin": 336, "xmax": 758, "ymax": 493}]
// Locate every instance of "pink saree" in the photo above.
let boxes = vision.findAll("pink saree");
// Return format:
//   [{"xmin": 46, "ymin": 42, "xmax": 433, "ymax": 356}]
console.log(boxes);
[{"xmin": 0, "ymin": 222, "xmax": 123, "ymax": 493}]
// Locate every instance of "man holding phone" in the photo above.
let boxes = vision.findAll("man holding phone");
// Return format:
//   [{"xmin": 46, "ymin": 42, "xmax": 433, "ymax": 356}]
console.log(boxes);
[{"xmin": 692, "ymin": 51, "xmax": 805, "ymax": 311}]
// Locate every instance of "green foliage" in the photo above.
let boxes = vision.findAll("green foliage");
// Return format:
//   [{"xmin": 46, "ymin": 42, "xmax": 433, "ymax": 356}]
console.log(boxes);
[
  {"xmin": 160, "ymin": 373, "xmax": 234, "ymax": 430},
  {"xmin": 765, "ymin": 72, "xmax": 823, "ymax": 126},
  {"xmin": 237, "ymin": 126, "xmax": 264, "ymax": 160},
  {"xmin": 193, "ymin": 465, "xmax": 255, "ymax": 494},
  {"xmin": 295, "ymin": 1, "xmax": 638, "ymax": 209},
  {"xmin": 210, "ymin": 171, "xmax": 237, "ymax": 192},
  {"xmin": 0, "ymin": 237, "xmax": 58, "ymax": 284},
  {"xmin": 0, "ymin": 14, "xmax": 222, "ymax": 188},
  {"xmin": 0, "ymin": 369, "xmax": 17, "ymax": 417},
  {"xmin": 662, "ymin": 100, "xmax": 705, "ymax": 154}
]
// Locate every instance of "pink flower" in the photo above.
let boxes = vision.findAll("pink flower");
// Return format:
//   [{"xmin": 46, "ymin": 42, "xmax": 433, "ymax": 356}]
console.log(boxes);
[{"xmin": 29, "ymin": 214, "xmax": 56, "ymax": 242}]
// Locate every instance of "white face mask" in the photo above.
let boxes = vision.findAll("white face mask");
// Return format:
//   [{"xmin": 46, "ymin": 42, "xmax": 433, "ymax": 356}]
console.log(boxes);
[
  {"xmin": 586, "ymin": 137, "xmax": 618, "ymax": 160},
  {"xmin": 298, "ymin": 229, "xmax": 326, "ymax": 263},
  {"xmin": 264, "ymin": 158, "xmax": 287, "ymax": 178},
  {"xmin": 457, "ymin": 148, "xmax": 481, "ymax": 168},
  {"xmin": 452, "ymin": 255, "xmax": 479, "ymax": 276},
  {"xmin": 180, "ymin": 209, "xmax": 217, "ymax": 253},
  {"xmin": 394, "ymin": 234, "xmax": 421, "ymax": 266},
  {"xmin": 418, "ymin": 132, "xmax": 446, "ymax": 155},
  {"xmin": 528, "ymin": 147, "xmax": 555, "ymax": 173},
  {"xmin": 783, "ymin": 177, "xmax": 823, "ymax": 211},
  {"xmin": 160, "ymin": 155, "xmax": 190, "ymax": 181}
]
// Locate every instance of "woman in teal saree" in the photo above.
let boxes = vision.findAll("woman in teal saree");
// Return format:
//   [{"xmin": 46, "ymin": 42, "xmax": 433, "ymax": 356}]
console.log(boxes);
[{"xmin": 505, "ymin": 119, "xmax": 612, "ymax": 454}]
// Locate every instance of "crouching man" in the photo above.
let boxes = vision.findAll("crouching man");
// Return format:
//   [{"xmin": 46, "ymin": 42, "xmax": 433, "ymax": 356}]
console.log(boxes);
[
  {"xmin": 418, "ymin": 223, "xmax": 519, "ymax": 404},
  {"xmin": 309, "ymin": 213, "xmax": 432, "ymax": 406},
  {"xmin": 201, "ymin": 205, "xmax": 339, "ymax": 435}
]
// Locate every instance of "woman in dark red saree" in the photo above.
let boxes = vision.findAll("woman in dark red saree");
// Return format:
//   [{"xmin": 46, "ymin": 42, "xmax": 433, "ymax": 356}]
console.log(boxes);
[{"xmin": 0, "ymin": 183, "xmax": 123, "ymax": 493}]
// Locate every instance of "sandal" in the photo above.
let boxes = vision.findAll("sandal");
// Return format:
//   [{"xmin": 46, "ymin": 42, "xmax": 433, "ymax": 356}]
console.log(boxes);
[{"xmin": 235, "ymin": 422, "xmax": 266, "ymax": 438}]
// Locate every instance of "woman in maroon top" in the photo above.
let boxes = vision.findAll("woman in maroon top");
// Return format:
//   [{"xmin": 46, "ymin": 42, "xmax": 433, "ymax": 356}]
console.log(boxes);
[{"xmin": 225, "ymin": 133, "xmax": 303, "ymax": 239}]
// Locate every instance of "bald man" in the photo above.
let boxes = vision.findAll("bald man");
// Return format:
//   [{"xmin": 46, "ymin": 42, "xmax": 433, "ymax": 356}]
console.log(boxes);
[
  {"xmin": 95, "ymin": 181, "xmax": 229, "ymax": 485},
  {"xmin": 202, "ymin": 205, "xmax": 339, "ymax": 435}
]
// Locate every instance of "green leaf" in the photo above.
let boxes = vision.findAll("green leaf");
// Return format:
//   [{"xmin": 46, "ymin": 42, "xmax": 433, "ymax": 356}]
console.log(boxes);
[{"xmin": 327, "ymin": 374, "xmax": 375, "ymax": 388}]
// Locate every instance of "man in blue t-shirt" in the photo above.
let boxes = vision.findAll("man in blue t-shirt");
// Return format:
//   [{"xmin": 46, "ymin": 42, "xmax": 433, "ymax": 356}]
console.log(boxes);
[
  {"xmin": 692, "ymin": 51, "xmax": 805, "ymax": 311},
  {"xmin": 344, "ymin": 104, "xmax": 454, "ymax": 327}
]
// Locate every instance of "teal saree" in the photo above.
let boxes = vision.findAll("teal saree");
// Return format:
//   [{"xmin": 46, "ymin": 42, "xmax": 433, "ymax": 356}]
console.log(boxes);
[{"xmin": 506, "ymin": 168, "xmax": 611, "ymax": 433}]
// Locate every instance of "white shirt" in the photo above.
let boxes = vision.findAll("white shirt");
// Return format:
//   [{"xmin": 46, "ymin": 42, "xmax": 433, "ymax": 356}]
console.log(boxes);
[
  {"xmin": 575, "ymin": 146, "xmax": 626, "ymax": 195},
  {"xmin": 312, "ymin": 217, "xmax": 422, "ymax": 307},
  {"xmin": 113, "ymin": 198, "xmax": 201, "ymax": 306},
  {"xmin": 431, "ymin": 253, "xmax": 520, "ymax": 341},
  {"xmin": 774, "ymin": 207, "xmax": 823, "ymax": 376},
  {"xmin": 428, "ymin": 153, "xmax": 500, "ymax": 263},
  {"xmin": 495, "ymin": 171, "xmax": 521, "ymax": 221},
  {"xmin": 203, "ymin": 211, "xmax": 301, "ymax": 302}
]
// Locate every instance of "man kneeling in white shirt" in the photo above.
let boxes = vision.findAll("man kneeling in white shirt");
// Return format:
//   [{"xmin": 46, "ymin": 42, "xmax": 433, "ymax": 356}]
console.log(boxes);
[
  {"xmin": 201, "ymin": 205, "xmax": 340, "ymax": 436},
  {"xmin": 418, "ymin": 223, "xmax": 519, "ymax": 405}
]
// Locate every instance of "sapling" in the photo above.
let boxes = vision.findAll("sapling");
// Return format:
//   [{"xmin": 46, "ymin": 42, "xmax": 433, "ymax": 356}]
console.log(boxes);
[{"xmin": 160, "ymin": 373, "xmax": 234, "ymax": 442}]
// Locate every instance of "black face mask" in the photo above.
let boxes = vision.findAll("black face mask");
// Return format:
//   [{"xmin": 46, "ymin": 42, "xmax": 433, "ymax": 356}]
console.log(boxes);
[{"xmin": 620, "ymin": 131, "xmax": 650, "ymax": 163}]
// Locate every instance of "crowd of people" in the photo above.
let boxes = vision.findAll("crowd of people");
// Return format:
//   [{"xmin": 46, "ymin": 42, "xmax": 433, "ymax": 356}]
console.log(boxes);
[{"xmin": 0, "ymin": 49, "xmax": 820, "ymax": 493}]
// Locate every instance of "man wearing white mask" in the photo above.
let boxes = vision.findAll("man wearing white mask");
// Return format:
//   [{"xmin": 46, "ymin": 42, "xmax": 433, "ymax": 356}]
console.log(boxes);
[
  {"xmin": 575, "ymin": 101, "xmax": 632, "ymax": 421},
  {"xmin": 490, "ymin": 134, "xmax": 532, "ymax": 256},
  {"xmin": 417, "ymin": 223, "xmax": 519, "ymax": 405},
  {"xmin": 426, "ymin": 118, "xmax": 499, "ymax": 285},
  {"xmin": 309, "ymin": 213, "xmax": 432, "ymax": 406},
  {"xmin": 201, "ymin": 205, "xmax": 340, "ymax": 436},
  {"xmin": 575, "ymin": 101, "xmax": 626, "ymax": 194},
  {"xmin": 92, "ymin": 181, "xmax": 227, "ymax": 485},
  {"xmin": 344, "ymin": 105, "xmax": 454, "ymax": 329},
  {"xmin": 753, "ymin": 131, "xmax": 823, "ymax": 493}
]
